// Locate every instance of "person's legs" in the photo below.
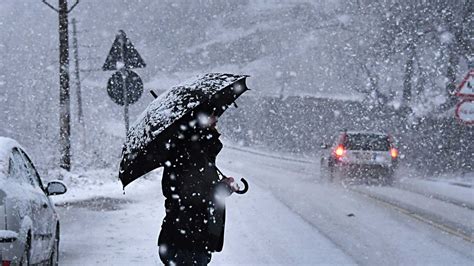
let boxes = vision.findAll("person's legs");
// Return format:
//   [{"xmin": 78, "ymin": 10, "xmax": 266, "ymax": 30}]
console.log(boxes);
[
  {"xmin": 159, "ymin": 243, "xmax": 176, "ymax": 265},
  {"xmin": 163, "ymin": 249, "xmax": 211, "ymax": 266},
  {"xmin": 190, "ymin": 250, "xmax": 211, "ymax": 265},
  {"xmin": 158, "ymin": 225, "xmax": 212, "ymax": 265},
  {"xmin": 205, "ymin": 251, "xmax": 212, "ymax": 264}
]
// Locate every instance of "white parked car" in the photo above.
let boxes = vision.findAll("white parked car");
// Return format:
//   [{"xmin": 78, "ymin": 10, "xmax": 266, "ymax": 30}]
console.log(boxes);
[
  {"xmin": 320, "ymin": 131, "xmax": 399, "ymax": 184},
  {"xmin": 0, "ymin": 137, "xmax": 67, "ymax": 265}
]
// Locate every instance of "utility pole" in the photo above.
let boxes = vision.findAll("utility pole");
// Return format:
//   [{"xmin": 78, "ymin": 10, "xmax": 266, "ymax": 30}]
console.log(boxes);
[
  {"xmin": 71, "ymin": 18, "xmax": 84, "ymax": 126},
  {"xmin": 42, "ymin": 0, "xmax": 80, "ymax": 171},
  {"xmin": 71, "ymin": 17, "xmax": 87, "ymax": 155}
]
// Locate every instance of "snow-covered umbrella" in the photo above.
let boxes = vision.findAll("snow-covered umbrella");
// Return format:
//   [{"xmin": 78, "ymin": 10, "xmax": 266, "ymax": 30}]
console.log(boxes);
[{"xmin": 119, "ymin": 73, "xmax": 250, "ymax": 189}]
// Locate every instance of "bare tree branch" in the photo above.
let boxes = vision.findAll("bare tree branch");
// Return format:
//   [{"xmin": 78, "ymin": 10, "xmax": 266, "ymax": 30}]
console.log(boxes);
[
  {"xmin": 67, "ymin": 0, "xmax": 80, "ymax": 13},
  {"xmin": 42, "ymin": 0, "xmax": 59, "ymax": 13}
]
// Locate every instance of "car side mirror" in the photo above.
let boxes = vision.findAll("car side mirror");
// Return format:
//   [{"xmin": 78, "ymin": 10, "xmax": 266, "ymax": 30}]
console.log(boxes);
[{"xmin": 46, "ymin": 181, "xmax": 67, "ymax": 196}]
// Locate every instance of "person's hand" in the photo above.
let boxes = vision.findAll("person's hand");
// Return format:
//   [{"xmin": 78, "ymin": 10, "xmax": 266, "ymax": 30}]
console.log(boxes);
[
  {"xmin": 221, "ymin": 177, "xmax": 240, "ymax": 192},
  {"xmin": 214, "ymin": 177, "xmax": 240, "ymax": 199}
]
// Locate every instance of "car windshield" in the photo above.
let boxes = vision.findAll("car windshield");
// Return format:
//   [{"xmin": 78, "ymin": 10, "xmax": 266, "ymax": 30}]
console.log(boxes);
[{"xmin": 343, "ymin": 133, "xmax": 390, "ymax": 151}]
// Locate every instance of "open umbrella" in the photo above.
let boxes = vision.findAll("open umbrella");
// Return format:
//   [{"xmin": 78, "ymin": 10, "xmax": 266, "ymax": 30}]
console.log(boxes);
[{"xmin": 119, "ymin": 73, "xmax": 250, "ymax": 189}]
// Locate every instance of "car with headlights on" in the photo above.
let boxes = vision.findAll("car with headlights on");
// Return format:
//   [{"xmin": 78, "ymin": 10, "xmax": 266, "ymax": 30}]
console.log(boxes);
[
  {"xmin": 320, "ymin": 131, "xmax": 399, "ymax": 184},
  {"xmin": 0, "ymin": 137, "xmax": 67, "ymax": 265}
]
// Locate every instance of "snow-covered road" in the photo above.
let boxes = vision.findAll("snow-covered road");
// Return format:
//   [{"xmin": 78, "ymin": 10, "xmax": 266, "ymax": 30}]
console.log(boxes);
[{"xmin": 56, "ymin": 146, "xmax": 474, "ymax": 265}]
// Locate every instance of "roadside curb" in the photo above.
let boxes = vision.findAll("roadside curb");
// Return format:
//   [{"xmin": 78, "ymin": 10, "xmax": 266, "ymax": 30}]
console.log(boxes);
[
  {"xmin": 425, "ymin": 177, "xmax": 473, "ymax": 189},
  {"xmin": 449, "ymin": 182, "xmax": 472, "ymax": 188},
  {"xmin": 224, "ymin": 144, "xmax": 315, "ymax": 164}
]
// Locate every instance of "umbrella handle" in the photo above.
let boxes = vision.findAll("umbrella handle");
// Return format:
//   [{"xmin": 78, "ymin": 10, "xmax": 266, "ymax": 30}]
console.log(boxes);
[{"xmin": 235, "ymin": 178, "xmax": 249, "ymax": 194}]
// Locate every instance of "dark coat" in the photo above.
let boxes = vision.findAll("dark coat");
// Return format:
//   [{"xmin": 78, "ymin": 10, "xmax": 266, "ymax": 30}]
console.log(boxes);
[{"xmin": 158, "ymin": 127, "xmax": 226, "ymax": 252}]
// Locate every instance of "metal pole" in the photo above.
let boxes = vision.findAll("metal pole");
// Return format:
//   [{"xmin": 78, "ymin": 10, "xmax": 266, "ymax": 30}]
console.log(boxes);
[
  {"xmin": 123, "ymin": 70, "xmax": 129, "ymax": 132},
  {"xmin": 71, "ymin": 17, "xmax": 87, "ymax": 154},
  {"xmin": 71, "ymin": 18, "xmax": 84, "ymax": 126},
  {"xmin": 119, "ymin": 31, "xmax": 129, "ymax": 132},
  {"xmin": 58, "ymin": 0, "xmax": 71, "ymax": 171}
]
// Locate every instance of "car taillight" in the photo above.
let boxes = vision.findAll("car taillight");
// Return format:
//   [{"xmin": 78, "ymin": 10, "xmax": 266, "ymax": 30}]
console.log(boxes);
[
  {"xmin": 335, "ymin": 145, "xmax": 345, "ymax": 157},
  {"xmin": 390, "ymin": 148, "xmax": 398, "ymax": 159}
]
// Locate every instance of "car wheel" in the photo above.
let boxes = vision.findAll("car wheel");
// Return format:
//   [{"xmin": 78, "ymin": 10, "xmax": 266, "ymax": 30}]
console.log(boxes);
[
  {"xmin": 49, "ymin": 226, "xmax": 60, "ymax": 266},
  {"xmin": 319, "ymin": 158, "xmax": 327, "ymax": 179},
  {"xmin": 328, "ymin": 166, "xmax": 335, "ymax": 182},
  {"xmin": 20, "ymin": 236, "xmax": 30, "ymax": 266},
  {"xmin": 382, "ymin": 169, "xmax": 394, "ymax": 186},
  {"xmin": 325, "ymin": 159, "xmax": 336, "ymax": 182}
]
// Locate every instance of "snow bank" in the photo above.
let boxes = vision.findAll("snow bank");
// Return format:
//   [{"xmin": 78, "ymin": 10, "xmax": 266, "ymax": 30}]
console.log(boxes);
[{"xmin": 48, "ymin": 168, "xmax": 162, "ymax": 205}]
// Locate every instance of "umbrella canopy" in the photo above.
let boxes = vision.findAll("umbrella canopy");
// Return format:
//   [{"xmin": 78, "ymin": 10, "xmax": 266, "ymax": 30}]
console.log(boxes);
[{"xmin": 119, "ymin": 73, "xmax": 249, "ymax": 188}]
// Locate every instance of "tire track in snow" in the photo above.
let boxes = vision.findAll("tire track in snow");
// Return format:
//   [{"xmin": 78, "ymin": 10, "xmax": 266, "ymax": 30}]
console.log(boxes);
[
  {"xmin": 219, "ymin": 147, "xmax": 474, "ymax": 265},
  {"xmin": 227, "ymin": 145, "xmax": 473, "ymax": 207},
  {"xmin": 229, "ymin": 145, "xmax": 474, "ymax": 242},
  {"xmin": 224, "ymin": 144, "xmax": 315, "ymax": 164},
  {"xmin": 349, "ymin": 186, "xmax": 474, "ymax": 243},
  {"xmin": 394, "ymin": 182, "xmax": 474, "ymax": 211}
]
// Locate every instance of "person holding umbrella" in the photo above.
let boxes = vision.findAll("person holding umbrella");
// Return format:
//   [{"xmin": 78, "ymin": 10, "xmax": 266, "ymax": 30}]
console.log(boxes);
[
  {"xmin": 158, "ymin": 108, "xmax": 239, "ymax": 265},
  {"xmin": 118, "ymin": 73, "xmax": 250, "ymax": 265}
]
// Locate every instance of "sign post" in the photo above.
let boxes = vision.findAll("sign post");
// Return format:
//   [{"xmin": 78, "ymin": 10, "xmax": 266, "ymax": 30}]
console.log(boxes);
[
  {"xmin": 454, "ymin": 70, "xmax": 474, "ymax": 125},
  {"xmin": 103, "ymin": 30, "xmax": 146, "ymax": 133}
]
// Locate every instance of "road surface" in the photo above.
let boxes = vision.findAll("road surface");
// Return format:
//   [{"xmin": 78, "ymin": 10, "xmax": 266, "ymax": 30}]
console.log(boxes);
[{"xmin": 56, "ymin": 146, "xmax": 474, "ymax": 265}]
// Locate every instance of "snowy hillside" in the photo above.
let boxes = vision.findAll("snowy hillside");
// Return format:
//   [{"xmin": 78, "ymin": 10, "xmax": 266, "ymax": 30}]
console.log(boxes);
[{"xmin": 0, "ymin": 0, "xmax": 471, "ymax": 172}]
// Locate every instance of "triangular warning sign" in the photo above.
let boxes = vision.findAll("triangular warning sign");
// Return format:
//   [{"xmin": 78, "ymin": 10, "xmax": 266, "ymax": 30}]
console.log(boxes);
[
  {"xmin": 455, "ymin": 70, "xmax": 474, "ymax": 97},
  {"xmin": 102, "ymin": 30, "xmax": 146, "ymax": 71}
]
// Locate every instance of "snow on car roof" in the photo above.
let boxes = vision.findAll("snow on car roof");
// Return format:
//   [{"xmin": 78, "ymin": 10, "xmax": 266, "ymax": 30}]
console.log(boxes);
[{"xmin": 0, "ymin": 137, "xmax": 21, "ymax": 176}]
